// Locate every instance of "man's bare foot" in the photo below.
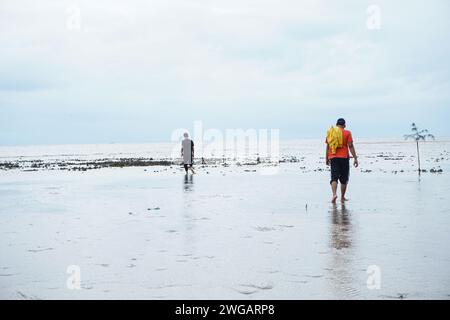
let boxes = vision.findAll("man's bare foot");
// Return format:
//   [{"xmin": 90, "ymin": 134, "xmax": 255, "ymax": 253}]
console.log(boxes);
[
  {"xmin": 331, "ymin": 195, "xmax": 338, "ymax": 203},
  {"xmin": 341, "ymin": 197, "xmax": 349, "ymax": 202}
]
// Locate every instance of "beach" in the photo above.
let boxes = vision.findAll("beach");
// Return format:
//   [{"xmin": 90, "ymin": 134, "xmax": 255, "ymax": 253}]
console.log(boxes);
[{"xmin": 0, "ymin": 139, "xmax": 449, "ymax": 299}]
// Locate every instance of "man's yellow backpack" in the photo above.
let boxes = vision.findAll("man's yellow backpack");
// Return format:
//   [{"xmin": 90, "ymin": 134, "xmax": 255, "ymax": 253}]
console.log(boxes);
[{"xmin": 326, "ymin": 126, "xmax": 343, "ymax": 154}]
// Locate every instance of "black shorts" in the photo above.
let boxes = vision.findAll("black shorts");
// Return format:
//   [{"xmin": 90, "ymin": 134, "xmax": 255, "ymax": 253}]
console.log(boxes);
[{"xmin": 330, "ymin": 158, "xmax": 350, "ymax": 184}]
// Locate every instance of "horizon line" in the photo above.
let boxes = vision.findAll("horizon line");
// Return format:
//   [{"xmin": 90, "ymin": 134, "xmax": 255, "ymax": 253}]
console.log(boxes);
[{"xmin": 1, "ymin": 137, "xmax": 450, "ymax": 148}]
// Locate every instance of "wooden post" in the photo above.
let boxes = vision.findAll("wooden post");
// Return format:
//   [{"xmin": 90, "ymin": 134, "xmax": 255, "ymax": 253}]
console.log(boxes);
[{"xmin": 416, "ymin": 140, "xmax": 421, "ymax": 176}]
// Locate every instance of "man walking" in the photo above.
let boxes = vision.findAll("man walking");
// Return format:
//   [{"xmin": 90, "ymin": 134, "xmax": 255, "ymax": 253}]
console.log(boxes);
[
  {"xmin": 326, "ymin": 118, "xmax": 358, "ymax": 203},
  {"xmin": 181, "ymin": 133, "xmax": 195, "ymax": 174}
]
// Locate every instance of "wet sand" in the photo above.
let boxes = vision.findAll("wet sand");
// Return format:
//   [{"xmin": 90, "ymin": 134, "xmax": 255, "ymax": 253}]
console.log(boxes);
[{"xmin": 0, "ymin": 140, "xmax": 449, "ymax": 299}]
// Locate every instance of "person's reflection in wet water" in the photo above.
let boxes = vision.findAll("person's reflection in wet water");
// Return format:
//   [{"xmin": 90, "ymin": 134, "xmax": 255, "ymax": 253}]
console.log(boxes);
[
  {"xmin": 183, "ymin": 174, "xmax": 194, "ymax": 192},
  {"xmin": 330, "ymin": 204, "xmax": 351, "ymax": 249},
  {"xmin": 181, "ymin": 174, "xmax": 195, "ymax": 252},
  {"xmin": 328, "ymin": 204, "xmax": 358, "ymax": 298}
]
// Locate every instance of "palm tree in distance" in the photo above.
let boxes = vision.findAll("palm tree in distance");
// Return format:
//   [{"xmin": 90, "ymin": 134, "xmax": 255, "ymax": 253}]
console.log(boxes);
[{"xmin": 404, "ymin": 123, "xmax": 435, "ymax": 176}]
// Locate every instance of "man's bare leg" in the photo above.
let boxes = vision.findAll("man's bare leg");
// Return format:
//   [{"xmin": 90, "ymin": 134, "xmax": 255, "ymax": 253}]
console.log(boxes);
[
  {"xmin": 341, "ymin": 183, "xmax": 348, "ymax": 202},
  {"xmin": 331, "ymin": 181, "xmax": 338, "ymax": 203},
  {"xmin": 190, "ymin": 166, "xmax": 195, "ymax": 174}
]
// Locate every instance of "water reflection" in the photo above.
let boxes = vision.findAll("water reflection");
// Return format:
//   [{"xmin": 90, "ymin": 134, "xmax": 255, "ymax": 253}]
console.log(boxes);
[
  {"xmin": 183, "ymin": 174, "xmax": 194, "ymax": 192},
  {"xmin": 328, "ymin": 204, "xmax": 357, "ymax": 298},
  {"xmin": 330, "ymin": 204, "xmax": 352, "ymax": 250},
  {"xmin": 182, "ymin": 174, "xmax": 195, "ymax": 251}
]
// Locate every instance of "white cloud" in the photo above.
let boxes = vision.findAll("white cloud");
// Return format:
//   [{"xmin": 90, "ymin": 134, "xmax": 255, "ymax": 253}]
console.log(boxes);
[{"xmin": 1, "ymin": 0, "xmax": 449, "ymax": 143}]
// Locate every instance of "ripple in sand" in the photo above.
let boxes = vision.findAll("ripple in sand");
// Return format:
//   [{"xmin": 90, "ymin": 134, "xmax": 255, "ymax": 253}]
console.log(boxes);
[
  {"xmin": 305, "ymin": 274, "xmax": 324, "ymax": 279},
  {"xmin": 28, "ymin": 247, "xmax": 53, "ymax": 253},
  {"xmin": 96, "ymin": 263, "xmax": 109, "ymax": 268},
  {"xmin": 276, "ymin": 224, "xmax": 295, "ymax": 229},
  {"xmin": 146, "ymin": 214, "xmax": 166, "ymax": 219},
  {"xmin": 380, "ymin": 293, "xmax": 409, "ymax": 300},
  {"xmin": 81, "ymin": 283, "xmax": 94, "ymax": 290},
  {"xmin": 255, "ymin": 226, "xmax": 276, "ymax": 232},
  {"xmin": 258, "ymin": 270, "xmax": 280, "ymax": 275},
  {"xmin": 17, "ymin": 291, "xmax": 40, "ymax": 300},
  {"xmin": 178, "ymin": 253, "xmax": 193, "ymax": 257},
  {"xmin": 191, "ymin": 255, "xmax": 215, "ymax": 261},
  {"xmin": 147, "ymin": 284, "xmax": 191, "ymax": 290},
  {"xmin": 343, "ymin": 286, "xmax": 360, "ymax": 298},
  {"xmin": 286, "ymin": 279, "xmax": 308, "ymax": 284},
  {"xmin": 234, "ymin": 288, "xmax": 259, "ymax": 295},
  {"xmin": 191, "ymin": 217, "xmax": 211, "ymax": 221},
  {"xmin": 240, "ymin": 282, "xmax": 274, "ymax": 291}
]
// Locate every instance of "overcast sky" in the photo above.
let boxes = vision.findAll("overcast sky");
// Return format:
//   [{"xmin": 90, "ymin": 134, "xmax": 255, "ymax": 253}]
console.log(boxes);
[{"xmin": 1, "ymin": 0, "xmax": 449, "ymax": 145}]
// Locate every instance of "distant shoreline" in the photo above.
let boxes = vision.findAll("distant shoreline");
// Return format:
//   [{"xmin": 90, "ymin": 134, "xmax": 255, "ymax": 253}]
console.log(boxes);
[{"xmin": 1, "ymin": 139, "xmax": 448, "ymax": 173}]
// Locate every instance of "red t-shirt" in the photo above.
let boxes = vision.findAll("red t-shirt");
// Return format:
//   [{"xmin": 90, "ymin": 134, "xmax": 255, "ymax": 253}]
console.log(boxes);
[{"xmin": 326, "ymin": 128, "xmax": 353, "ymax": 159}]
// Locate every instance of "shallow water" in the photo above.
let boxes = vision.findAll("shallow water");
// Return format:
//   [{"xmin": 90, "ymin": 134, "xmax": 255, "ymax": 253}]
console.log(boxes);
[{"xmin": 0, "ymin": 140, "xmax": 449, "ymax": 299}]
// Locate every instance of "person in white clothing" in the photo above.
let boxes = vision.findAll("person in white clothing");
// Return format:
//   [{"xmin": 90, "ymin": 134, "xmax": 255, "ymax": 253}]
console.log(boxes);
[{"xmin": 181, "ymin": 133, "xmax": 195, "ymax": 174}]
